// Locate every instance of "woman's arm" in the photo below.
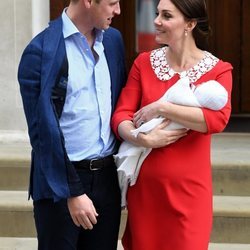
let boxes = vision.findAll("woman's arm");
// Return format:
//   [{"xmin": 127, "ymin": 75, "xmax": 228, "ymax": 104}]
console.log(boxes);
[
  {"xmin": 133, "ymin": 62, "xmax": 233, "ymax": 134},
  {"xmin": 112, "ymin": 53, "xmax": 188, "ymax": 146},
  {"xmin": 118, "ymin": 119, "xmax": 187, "ymax": 149},
  {"xmin": 133, "ymin": 101, "xmax": 207, "ymax": 133},
  {"xmin": 160, "ymin": 103, "xmax": 207, "ymax": 132}
]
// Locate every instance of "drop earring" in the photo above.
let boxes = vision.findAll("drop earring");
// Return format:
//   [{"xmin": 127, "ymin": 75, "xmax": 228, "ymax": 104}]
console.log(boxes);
[{"xmin": 184, "ymin": 29, "xmax": 188, "ymax": 36}]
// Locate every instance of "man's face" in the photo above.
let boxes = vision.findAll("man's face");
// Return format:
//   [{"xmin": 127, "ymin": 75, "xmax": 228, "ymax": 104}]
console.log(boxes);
[{"xmin": 89, "ymin": 0, "xmax": 121, "ymax": 30}]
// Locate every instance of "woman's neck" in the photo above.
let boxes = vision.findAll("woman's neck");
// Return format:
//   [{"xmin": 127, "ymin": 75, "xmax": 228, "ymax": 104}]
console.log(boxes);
[{"xmin": 166, "ymin": 45, "xmax": 204, "ymax": 73}]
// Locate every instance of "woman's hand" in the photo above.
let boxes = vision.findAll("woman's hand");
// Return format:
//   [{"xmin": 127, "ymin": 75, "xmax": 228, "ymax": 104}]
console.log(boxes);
[
  {"xmin": 133, "ymin": 101, "xmax": 164, "ymax": 128},
  {"xmin": 134, "ymin": 101, "xmax": 208, "ymax": 133},
  {"xmin": 137, "ymin": 120, "xmax": 188, "ymax": 148}
]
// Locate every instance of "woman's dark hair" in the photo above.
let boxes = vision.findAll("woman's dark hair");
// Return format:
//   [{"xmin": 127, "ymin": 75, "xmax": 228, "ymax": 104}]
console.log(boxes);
[{"xmin": 170, "ymin": 0, "xmax": 210, "ymax": 50}]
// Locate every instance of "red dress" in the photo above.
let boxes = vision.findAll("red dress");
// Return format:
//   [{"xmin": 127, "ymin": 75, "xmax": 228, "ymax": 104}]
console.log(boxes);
[{"xmin": 111, "ymin": 47, "xmax": 233, "ymax": 250}]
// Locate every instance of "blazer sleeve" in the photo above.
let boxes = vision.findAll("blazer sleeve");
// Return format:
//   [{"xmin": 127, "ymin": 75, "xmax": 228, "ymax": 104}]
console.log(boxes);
[
  {"xmin": 18, "ymin": 34, "xmax": 85, "ymax": 200},
  {"xmin": 18, "ymin": 42, "xmax": 42, "ymax": 151}
]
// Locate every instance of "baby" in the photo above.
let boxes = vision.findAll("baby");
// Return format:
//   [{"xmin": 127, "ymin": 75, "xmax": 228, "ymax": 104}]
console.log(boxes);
[{"xmin": 114, "ymin": 76, "xmax": 228, "ymax": 207}]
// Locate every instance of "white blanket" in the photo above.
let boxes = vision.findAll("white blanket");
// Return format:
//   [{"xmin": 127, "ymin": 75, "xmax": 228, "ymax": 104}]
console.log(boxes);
[{"xmin": 114, "ymin": 76, "xmax": 228, "ymax": 207}]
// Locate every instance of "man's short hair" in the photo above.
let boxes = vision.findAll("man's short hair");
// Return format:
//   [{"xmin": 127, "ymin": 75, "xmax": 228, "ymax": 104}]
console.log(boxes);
[{"xmin": 71, "ymin": 0, "xmax": 101, "ymax": 3}]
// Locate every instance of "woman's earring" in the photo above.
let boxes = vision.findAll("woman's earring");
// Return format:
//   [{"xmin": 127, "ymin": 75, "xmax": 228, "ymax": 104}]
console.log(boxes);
[{"xmin": 184, "ymin": 29, "xmax": 188, "ymax": 37}]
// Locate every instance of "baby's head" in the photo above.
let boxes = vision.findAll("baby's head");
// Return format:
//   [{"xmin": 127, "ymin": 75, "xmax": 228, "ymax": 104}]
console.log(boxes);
[{"xmin": 194, "ymin": 81, "xmax": 228, "ymax": 110}]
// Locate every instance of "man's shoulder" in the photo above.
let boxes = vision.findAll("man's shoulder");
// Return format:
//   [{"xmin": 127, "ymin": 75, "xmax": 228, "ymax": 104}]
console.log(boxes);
[
  {"xmin": 105, "ymin": 26, "xmax": 120, "ymax": 34},
  {"xmin": 30, "ymin": 17, "xmax": 63, "ymax": 45},
  {"xmin": 104, "ymin": 27, "xmax": 122, "ymax": 40}
]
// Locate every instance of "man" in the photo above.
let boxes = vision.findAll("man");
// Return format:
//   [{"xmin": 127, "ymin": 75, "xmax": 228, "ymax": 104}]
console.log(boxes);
[{"xmin": 18, "ymin": 0, "xmax": 126, "ymax": 249}]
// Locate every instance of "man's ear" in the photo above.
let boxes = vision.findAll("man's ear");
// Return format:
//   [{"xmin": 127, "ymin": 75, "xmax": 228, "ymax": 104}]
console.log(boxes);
[{"xmin": 82, "ymin": 0, "xmax": 92, "ymax": 8}]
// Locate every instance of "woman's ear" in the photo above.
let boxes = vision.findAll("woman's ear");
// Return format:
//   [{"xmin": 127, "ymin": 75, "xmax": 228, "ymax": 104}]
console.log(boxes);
[{"xmin": 187, "ymin": 19, "xmax": 197, "ymax": 32}]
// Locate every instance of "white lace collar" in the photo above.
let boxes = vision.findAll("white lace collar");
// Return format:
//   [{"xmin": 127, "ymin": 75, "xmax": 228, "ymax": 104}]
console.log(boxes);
[{"xmin": 150, "ymin": 47, "xmax": 219, "ymax": 83}]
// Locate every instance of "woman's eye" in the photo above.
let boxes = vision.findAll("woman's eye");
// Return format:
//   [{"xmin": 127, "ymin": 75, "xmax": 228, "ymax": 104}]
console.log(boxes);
[
  {"xmin": 163, "ymin": 14, "xmax": 171, "ymax": 19},
  {"xmin": 156, "ymin": 11, "xmax": 171, "ymax": 19}
]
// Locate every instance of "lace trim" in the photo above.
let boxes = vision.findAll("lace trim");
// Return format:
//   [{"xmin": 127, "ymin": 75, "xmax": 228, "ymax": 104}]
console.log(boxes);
[{"xmin": 150, "ymin": 47, "xmax": 219, "ymax": 83}]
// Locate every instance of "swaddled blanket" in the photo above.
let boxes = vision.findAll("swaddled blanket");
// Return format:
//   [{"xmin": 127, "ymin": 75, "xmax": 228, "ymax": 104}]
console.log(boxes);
[{"xmin": 114, "ymin": 76, "xmax": 228, "ymax": 207}]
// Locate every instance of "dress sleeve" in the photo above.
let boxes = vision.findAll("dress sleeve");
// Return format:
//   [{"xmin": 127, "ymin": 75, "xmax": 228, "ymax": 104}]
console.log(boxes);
[
  {"xmin": 201, "ymin": 61, "xmax": 233, "ymax": 134},
  {"xmin": 111, "ymin": 54, "xmax": 144, "ymax": 139}
]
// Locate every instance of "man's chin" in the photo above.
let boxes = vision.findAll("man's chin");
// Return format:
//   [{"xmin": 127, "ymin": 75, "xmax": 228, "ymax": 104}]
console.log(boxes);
[{"xmin": 103, "ymin": 24, "xmax": 110, "ymax": 30}]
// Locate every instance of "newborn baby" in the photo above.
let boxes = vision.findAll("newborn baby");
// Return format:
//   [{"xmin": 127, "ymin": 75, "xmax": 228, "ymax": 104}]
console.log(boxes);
[{"xmin": 114, "ymin": 76, "xmax": 228, "ymax": 207}]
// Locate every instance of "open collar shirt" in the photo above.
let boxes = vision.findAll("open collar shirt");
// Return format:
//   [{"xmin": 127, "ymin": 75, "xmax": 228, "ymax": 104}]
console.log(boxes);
[{"xmin": 59, "ymin": 10, "xmax": 115, "ymax": 161}]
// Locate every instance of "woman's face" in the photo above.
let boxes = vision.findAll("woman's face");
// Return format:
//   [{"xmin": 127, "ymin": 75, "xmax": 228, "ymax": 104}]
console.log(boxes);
[{"xmin": 154, "ymin": 0, "xmax": 188, "ymax": 46}]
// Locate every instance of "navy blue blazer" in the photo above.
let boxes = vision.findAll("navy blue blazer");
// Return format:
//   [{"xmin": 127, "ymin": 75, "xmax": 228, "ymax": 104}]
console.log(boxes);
[{"xmin": 18, "ymin": 17, "xmax": 126, "ymax": 201}]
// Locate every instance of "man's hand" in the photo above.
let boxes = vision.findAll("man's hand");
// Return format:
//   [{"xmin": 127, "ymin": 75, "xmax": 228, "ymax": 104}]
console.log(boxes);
[{"xmin": 67, "ymin": 194, "xmax": 98, "ymax": 230}]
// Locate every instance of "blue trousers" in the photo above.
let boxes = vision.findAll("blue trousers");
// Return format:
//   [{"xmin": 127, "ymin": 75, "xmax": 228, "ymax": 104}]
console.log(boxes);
[{"xmin": 33, "ymin": 163, "xmax": 121, "ymax": 250}]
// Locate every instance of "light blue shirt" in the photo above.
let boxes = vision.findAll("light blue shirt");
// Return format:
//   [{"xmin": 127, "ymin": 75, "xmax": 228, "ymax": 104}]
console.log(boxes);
[{"xmin": 59, "ymin": 10, "xmax": 116, "ymax": 161}]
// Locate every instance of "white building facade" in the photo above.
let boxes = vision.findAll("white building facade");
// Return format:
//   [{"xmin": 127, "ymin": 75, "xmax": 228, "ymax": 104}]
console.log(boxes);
[{"xmin": 0, "ymin": 0, "xmax": 49, "ymax": 141}]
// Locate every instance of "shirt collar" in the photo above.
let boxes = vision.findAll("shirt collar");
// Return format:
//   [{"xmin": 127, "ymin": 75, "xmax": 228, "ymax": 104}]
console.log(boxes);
[
  {"xmin": 62, "ymin": 8, "xmax": 104, "ymax": 42},
  {"xmin": 62, "ymin": 8, "xmax": 79, "ymax": 38}
]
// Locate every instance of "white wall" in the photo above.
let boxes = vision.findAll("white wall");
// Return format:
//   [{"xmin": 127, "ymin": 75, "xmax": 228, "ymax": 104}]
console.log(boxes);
[
  {"xmin": 0, "ymin": 0, "xmax": 49, "ymax": 141},
  {"xmin": 32, "ymin": 0, "xmax": 50, "ymax": 37}
]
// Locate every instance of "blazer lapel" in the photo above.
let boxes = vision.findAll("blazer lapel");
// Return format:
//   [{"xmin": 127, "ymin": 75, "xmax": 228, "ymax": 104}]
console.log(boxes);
[
  {"xmin": 41, "ymin": 17, "xmax": 67, "ymax": 90},
  {"xmin": 103, "ymin": 34, "xmax": 117, "ymax": 111}
]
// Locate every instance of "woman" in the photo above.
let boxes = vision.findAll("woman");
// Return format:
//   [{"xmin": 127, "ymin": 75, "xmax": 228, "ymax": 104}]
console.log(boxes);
[{"xmin": 111, "ymin": 0, "xmax": 232, "ymax": 249}]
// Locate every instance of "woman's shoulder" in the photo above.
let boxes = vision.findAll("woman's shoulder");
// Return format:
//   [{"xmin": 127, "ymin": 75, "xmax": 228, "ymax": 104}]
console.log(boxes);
[
  {"xmin": 133, "ymin": 46, "xmax": 167, "ymax": 74},
  {"xmin": 213, "ymin": 59, "xmax": 233, "ymax": 76},
  {"xmin": 216, "ymin": 59, "xmax": 233, "ymax": 71},
  {"xmin": 135, "ymin": 50, "xmax": 151, "ymax": 61},
  {"xmin": 135, "ymin": 46, "xmax": 165, "ymax": 61},
  {"xmin": 205, "ymin": 51, "xmax": 233, "ymax": 71}
]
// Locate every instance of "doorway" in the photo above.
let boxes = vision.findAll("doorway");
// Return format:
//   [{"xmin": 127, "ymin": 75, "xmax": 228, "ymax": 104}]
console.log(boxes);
[{"xmin": 50, "ymin": 0, "xmax": 250, "ymax": 118}]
